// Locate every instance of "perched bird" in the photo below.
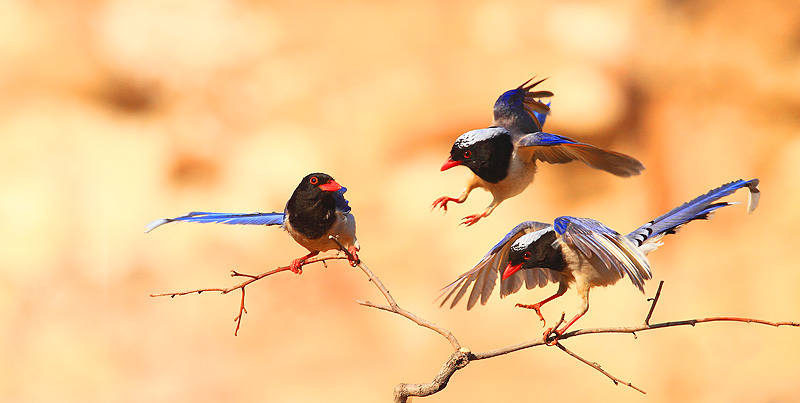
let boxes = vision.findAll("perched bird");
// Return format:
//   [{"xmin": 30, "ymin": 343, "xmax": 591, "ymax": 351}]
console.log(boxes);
[
  {"xmin": 433, "ymin": 77, "xmax": 645, "ymax": 226},
  {"xmin": 439, "ymin": 179, "xmax": 760, "ymax": 340},
  {"xmin": 145, "ymin": 172, "xmax": 359, "ymax": 273}
]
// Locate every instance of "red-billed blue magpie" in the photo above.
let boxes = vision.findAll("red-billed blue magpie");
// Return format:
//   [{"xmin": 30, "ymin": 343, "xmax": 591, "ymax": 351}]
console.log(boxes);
[
  {"xmin": 145, "ymin": 173, "xmax": 359, "ymax": 273},
  {"xmin": 439, "ymin": 179, "xmax": 760, "ymax": 340},
  {"xmin": 433, "ymin": 78, "xmax": 645, "ymax": 226}
]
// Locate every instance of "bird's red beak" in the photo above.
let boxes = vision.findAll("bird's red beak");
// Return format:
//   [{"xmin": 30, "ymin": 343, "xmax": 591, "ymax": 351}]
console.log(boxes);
[
  {"xmin": 440, "ymin": 157, "xmax": 461, "ymax": 171},
  {"xmin": 503, "ymin": 262, "xmax": 523, "ymax": 280},
  {"xmin": 318, "ymin": 180, "xmax": 342, "ymax": 192}
]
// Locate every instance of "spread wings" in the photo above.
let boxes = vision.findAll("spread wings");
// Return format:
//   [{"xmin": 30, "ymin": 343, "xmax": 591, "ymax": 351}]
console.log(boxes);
[{"xmin": 438, "ymin": 221, "xmax": 560, "ymax": 309}]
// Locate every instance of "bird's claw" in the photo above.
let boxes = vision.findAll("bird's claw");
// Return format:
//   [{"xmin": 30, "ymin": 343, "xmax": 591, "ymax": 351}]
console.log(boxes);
[
  {"xmin": 431, "ymin": 196, "xmax": 459, "ymax": 212},
  {"xmin": 346, "ymin": 246, "xmax": 360, "ymax": 267},
  {"xmin": 515, "ymin": 302, "xmax": 547, "ymax": 327},
  {"xmin": 543, "ymin": 327, "xmax": 562, "ymax": 346},
  {"xmin": 460, "ymin": 213, "xmax": 486, "ymax": 226},
  {"xmin": 289, "ymin": 258, "xmax": 305, "ymax": 275}
]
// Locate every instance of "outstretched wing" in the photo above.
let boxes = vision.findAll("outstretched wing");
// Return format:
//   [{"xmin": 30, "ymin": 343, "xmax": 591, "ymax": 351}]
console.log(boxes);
[
  {"xmin": 516, "ymin": 132, "xmax": 645, "ymax": 178},
  {"xmin": 554, "ymin": 216, "xmax": 652, "ymax": 292},
  {"xmin": 438, "ymin": 220, "xmax": 557, "ymax": 309},
  {"xmin": 145, "ymin": 211, "xmax": 285, "ymax": 233},
  {"xmin": 627, "ymin": 178, "xmax": 760, "ymax": 249}
]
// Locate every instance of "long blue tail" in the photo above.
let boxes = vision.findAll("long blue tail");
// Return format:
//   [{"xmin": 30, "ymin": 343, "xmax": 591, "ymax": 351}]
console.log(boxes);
[
  {"xmin": 627, "ymin": 179, "xmax": 760, "ymax": 246},
  {"xmin": 145, "ymin": 211, "xmax": 285, "ymax": 233}
]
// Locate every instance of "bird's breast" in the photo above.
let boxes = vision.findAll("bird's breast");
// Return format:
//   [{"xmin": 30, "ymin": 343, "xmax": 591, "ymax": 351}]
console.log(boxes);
[
  {"xmin": 483, "ymin": 154, "xmax": 536, "ymax": 200},
  {"xmin": 285, "ymin": 211, "xmax": 358, "ymax": 254}
]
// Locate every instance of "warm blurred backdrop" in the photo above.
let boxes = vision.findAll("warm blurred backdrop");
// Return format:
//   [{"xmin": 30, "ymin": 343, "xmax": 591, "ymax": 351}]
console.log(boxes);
[{"xmin": 1, "ymin": 0, "xmax": 799, "ymax": 401}]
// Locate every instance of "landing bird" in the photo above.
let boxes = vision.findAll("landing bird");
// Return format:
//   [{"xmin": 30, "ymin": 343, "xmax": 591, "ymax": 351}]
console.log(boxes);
[
  {"xmin": 145, "ymin": 173, "xmax": 359, "ymax": 273},
  {"xmin": 433, "ymin": 77, "xmax": 645, "ymax": 226},
  {"xmin": 439, "ymin": 179, "xmax": 760, "ymax": 340}
]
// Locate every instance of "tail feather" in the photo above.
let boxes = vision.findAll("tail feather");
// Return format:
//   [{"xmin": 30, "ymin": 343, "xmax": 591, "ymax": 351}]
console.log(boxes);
[
  {"xmin": 144, "ymin": 211, "xmax": 285, "ymax": 233},
  {"xmin": 627, "ymin": 179, "xmax": 759, "ymax": 246}
]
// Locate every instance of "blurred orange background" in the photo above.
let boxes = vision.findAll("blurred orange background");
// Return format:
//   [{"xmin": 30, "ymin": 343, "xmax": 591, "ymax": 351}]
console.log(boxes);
[{"xmin": 2, "ymin": 0, "xmax": 799, "ymax": 401}]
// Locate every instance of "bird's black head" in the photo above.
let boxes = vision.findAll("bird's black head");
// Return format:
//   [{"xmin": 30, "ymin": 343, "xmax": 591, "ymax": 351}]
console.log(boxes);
[
  {"xmin": 294, "ymin": 172, "xmax": 342, "ymax": 194},
  {"xmin": 503, "ymin": 229, "xmax": 565, "ymax": 279},
  {"xmin": 286, "ymin": 172, "xmax": 343, "ymax": 239},
  {"xmin": 441, "ymin": 127, "xmax": 513, "ymax": 184}
]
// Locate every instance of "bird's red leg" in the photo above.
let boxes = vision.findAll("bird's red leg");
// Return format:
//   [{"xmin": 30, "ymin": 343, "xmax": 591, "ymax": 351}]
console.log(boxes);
[
  {"xmin": 545, "ymin": 311, "xmax": 587, "ymax": 346},
  {"xmin": 289, "ymin": 251, "xmax": 319, "ymax": 274},
  {"xmin": 346, "ymin": 246, "xmax": 360, "ymax": 267},
  {"xmin": 515, "ymin": 288, "xmax": 567, "ymax": 326},
  {"xmin": 431, "ymin": 196, "xmax": 463, "ymax": 212},
  {"xmin": 460, "ymin": 212, "xmax": 487, "ymax": 226}
]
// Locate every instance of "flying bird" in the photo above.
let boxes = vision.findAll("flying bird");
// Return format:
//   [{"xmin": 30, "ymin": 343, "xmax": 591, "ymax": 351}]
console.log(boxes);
[
  {"xmin": 433, "ymin": 77, "xmax": 645, "ymax": 226},
  {"xmin": 438, "ymin": 179, "xmax": 760, "ymax": 341},
  {"xmin": 145, "ymin": 172, "xmax": 359, "ymax": 273}
]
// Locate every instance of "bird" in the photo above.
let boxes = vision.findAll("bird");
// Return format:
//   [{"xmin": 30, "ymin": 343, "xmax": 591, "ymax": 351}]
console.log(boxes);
[
  {"xmin": 145, "ymin": 172, "xmax": 359, "ymax": 274},
  {"xmin": 438, "ymin": 178, "xmax": 760, "ymax": 341},
  {"xmin": 432, "ymin": 77, "xmax": 645, "ymax": 226}
]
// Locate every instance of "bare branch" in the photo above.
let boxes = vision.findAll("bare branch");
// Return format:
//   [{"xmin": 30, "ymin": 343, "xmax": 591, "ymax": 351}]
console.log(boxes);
[
  {"xmin": 393, "ymin": 349, "xmax": 471, "ymax": 403},
  {"xmin": 354, "ymin": 261, "xmax": 461, "ymax": 351},
  {"xmin": 324, "ymin": 235, "xmax": 463, "ymax": 351},
  {"xmin": 555, "ymin": 342, "xmax": 646, "ymax": 394},
  {"xmin": 338, "ymin": 251, "xmax": 800, "ymax": 400},
  {"xmin": 153, "ymin": 247, "xmax": 799, "ymax": 400},
  {"xmin": 150, "ymin": 254, "xmax": 349, "ymax": 335}
]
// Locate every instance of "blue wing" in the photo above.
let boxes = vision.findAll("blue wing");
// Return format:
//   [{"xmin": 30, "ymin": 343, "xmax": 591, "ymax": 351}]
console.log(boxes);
[
  {"xmin": 438, "ymin": 220, "xmax": 557, "ymax": 309},
  {"xmin": 516, "ymin": 132, "xmax": 645, "ymax": 177},
  {"xmin": 333, "ymin": 187, "xmax": 351, "ymax": 214},
  {"xmin": 554, "ymin": 216, "xmax": 652, "ymax": 292},
  {"xmin": 145, "ymin": 211, "xmax": 285, "ymax": 233},
  {"xmin": 627, "ymin": 179, "xmax": 760, "ymax": 247}
]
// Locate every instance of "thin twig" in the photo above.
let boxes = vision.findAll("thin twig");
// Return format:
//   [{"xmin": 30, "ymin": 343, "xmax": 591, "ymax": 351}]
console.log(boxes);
[
  {"xmin": 325, "ymin": 236, "xmax": 463, "ymax": 350},
  {"xmin": 150, "ymin": 254, "xmax": 349, "ymax": 335},
  {"xmin": 644, "ymin": 280, "xmax": 664, "ymax": 325},
  {"xmin": 556, "ymin": 342, "xmax": 646, "ymax": 394}
]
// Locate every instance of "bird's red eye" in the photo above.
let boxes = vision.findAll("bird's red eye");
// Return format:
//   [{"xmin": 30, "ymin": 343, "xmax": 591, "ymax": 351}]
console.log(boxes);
[
  {"xmin": 310, "ymin": 176, "xmax": 319, "ymax": 185},
  {"xmin": 523, "ymin": 252, "xmax": 531, "ymax": 260},
  {"xmin": 463, "ymin": 150, "xmax": 472, "ymax": 159}
]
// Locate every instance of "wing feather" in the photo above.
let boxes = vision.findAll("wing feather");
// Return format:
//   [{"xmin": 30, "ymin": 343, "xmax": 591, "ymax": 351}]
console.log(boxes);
[
  {"xmin": 438, "ymin": 221, "xmax": 554, "ymax": 309},
  {"xmin": 516, "ymin": 132, "xmax": 645, "ymax": 177},
  {"xmin": 554, "ymin": 216, "xmax": 651, "ymax": 292}
]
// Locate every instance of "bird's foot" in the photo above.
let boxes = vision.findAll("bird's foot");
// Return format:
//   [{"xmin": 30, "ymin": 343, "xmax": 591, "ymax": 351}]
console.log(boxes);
[
  {"xmin": 289, "ymin": 258, "xmax": 305, "ymax": 274},
  {"xmin": 515, "ymin": 302, "xmax": 547, "ymax": 327},
  {"xmin": 431, "ymin": 196, "xmax": 461, "ymax": 212},
  {"xmin": 543, "ymin": 327, "xmax": 562, "ymax": 346},
  {"xmin": 460, "ymin": 213, "xmax": 486, "ymax": 226},
  {"xmin": 346, "ymin": 246, "xmax": 361, "ymax": 267}
]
